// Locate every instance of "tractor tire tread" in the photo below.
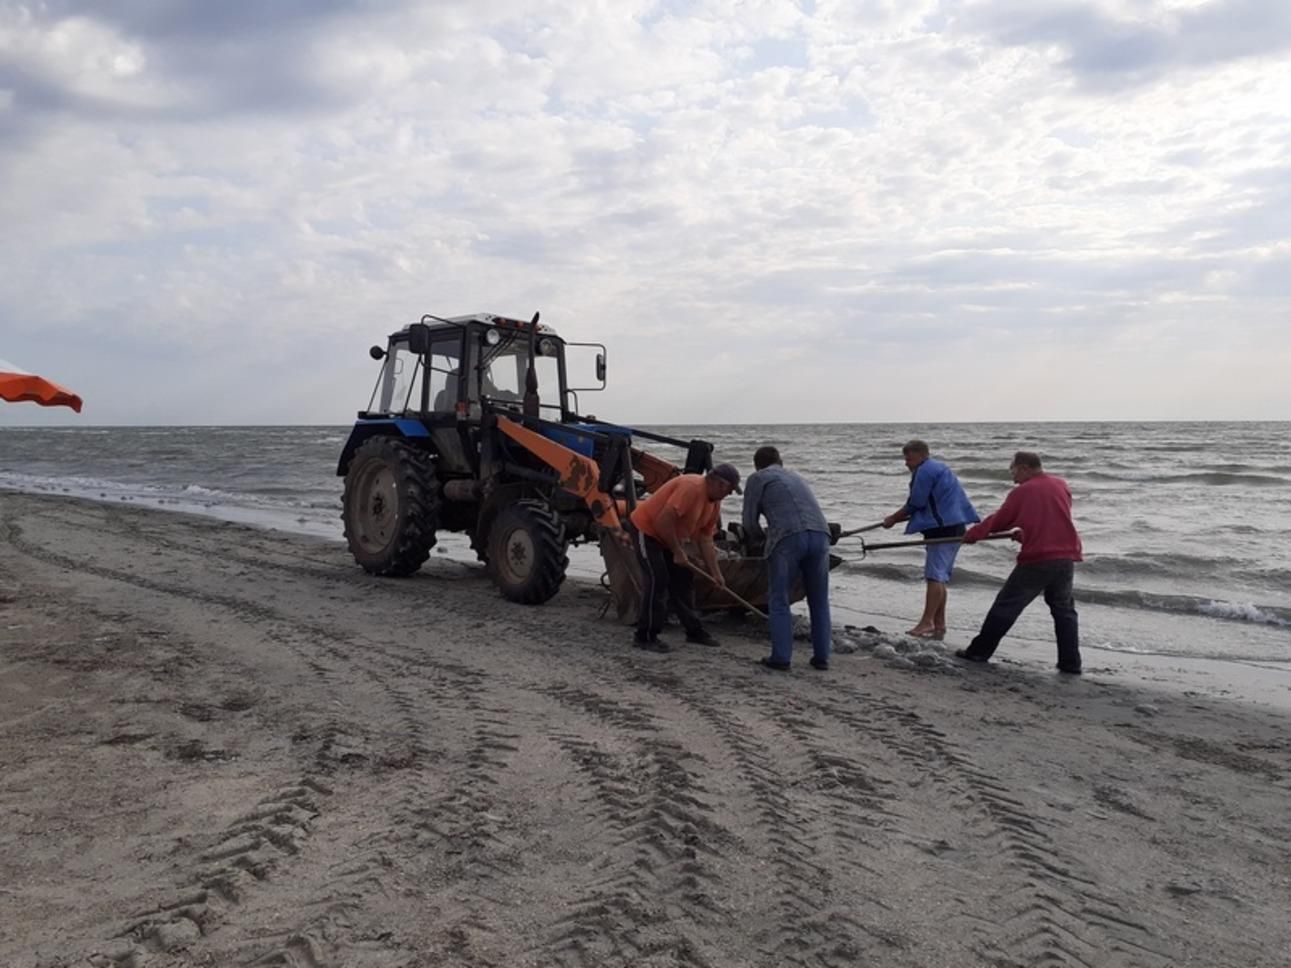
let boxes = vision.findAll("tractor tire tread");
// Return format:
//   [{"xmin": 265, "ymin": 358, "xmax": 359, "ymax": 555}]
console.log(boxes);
[
  {"xmin": 341, "ymin": 437, "xmax": 439, "ymax": 576},
  {"xmin": 487, "ymin": 499, "xmax": 569, "ymax": 605}
]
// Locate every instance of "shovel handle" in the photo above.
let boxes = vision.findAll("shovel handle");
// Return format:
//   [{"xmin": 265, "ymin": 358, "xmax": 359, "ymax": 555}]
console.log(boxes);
[
  {"xmin": 860, "ymin": 530, "xmax": 1018, "ymax": 553},
  {"xmin": 835, "ymin": 521, "xmax": 886, "ymax": 539},
  {"xmin": 683, "ymin": 561, "xmax": 770, "ymax": 620}
]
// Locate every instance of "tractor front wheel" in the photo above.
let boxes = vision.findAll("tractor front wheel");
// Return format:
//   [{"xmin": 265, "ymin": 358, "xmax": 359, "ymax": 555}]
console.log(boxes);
[
  {"xmin": 487, "ymin": 500, "xmax": 569, "ymax": 604},
  {"xmin": 342, "ymin": 437, "xmax": 439, "ymax": 576}
]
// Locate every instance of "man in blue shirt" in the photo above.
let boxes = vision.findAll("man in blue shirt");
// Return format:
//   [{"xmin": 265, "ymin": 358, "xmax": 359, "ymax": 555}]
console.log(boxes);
[
  {"xmin": 882, "ymin": 439, "xmax": 979, "ymax": 639},
  {"xmin": 742, "ymin": 446, "xmax": 832, "ymax": 671}
]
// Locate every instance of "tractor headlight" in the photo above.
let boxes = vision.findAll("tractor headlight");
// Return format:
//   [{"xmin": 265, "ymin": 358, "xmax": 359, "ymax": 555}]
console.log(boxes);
[
  {"xmin": 538, "ymin": 337, "xmax": 557, "ymax": 357},
  {"xmin": 484, "ymin": 328, "xmax": 502, "ymax": 346}
]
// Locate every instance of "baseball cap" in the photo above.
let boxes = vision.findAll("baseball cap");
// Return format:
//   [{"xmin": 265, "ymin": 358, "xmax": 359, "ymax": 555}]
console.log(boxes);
[{"xmin": 710, "ymin": 463, "xmax": 742, "ymax": 494}]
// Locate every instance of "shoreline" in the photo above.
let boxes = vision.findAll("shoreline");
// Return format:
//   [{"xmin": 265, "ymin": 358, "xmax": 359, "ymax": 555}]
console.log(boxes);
[
  {"xmin": 7, "ymin": 484, "xmax": 1289, "ymax": 714},
  {"xmin": 3, "ymin": 492, "xmax": 1291, "ymax": 966}
]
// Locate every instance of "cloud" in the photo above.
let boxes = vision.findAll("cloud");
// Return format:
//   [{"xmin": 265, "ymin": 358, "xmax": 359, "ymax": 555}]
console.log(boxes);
[
  {"xmin": 1, "ymin": 0, "xmax": 1289, "ymax": 425},
  {"xmin": 958, "ymin": 0, "xmax": 1291, "ymax": 90}
]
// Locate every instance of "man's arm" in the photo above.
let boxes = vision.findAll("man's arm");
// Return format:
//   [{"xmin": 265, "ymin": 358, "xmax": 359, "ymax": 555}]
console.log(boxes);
[
  {"xmin": 882, "ymin": 507, "xmax": 910, "ymax": 529},
  {"xmin": 884, "ymin": 464, "xmax": 931, "ymax": 528},
  {"xmin": 695, "ymin": 533, "xmax": 725, "ymax": 587},
  {"xmin": 741, "ymin": 474, "xmax": 766, "ymax": 542},
  {"xmin": 964, "ymin": 488, "xmax": 1020, "ymax": 543}
]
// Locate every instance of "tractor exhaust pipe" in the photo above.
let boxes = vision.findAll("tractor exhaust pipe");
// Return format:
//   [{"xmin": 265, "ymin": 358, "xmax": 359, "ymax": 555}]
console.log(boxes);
[{"xmin": 523, "ymin": 311, "xmax": 541, "ymax": 420}]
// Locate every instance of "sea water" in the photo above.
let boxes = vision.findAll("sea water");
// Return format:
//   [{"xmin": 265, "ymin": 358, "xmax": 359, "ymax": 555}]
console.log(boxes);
[{"xmin": 3, "ymin": 422, "xmax": 1289, "ymax": 673}]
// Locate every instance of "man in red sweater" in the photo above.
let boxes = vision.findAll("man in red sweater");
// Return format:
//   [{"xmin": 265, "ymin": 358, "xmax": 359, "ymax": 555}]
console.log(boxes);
[{"xmin": 956, "ymin": 451, "xmax": 1084, "ymax": 674}]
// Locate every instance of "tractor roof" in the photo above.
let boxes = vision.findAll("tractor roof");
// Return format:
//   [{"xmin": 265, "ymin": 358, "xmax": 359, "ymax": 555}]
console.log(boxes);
[{"xmin": 395, "ymin": 314, "xmax": 559, "ymax": 339}]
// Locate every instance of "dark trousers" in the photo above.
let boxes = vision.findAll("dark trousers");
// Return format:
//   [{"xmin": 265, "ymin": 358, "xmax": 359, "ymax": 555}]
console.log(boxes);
[
  {"xmin": 635, "ymin": 533, "xmax": 705, "ymax": 641},
  {"xmin": 966, "ymin": 559, "xmax": 1081, "ymax": 669}
]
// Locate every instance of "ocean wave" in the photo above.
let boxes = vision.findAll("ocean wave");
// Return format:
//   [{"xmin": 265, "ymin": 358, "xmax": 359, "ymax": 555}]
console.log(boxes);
[
  {"xmin": 1220, "ymin": 524, "xmax": 1291, "ymax": 537},
  {"xmin": 0, "ymin": 471, "xmax": 162, "ymax": 495},
  {"xmin": 837, "ymin": 559, "xmax": 1008, "ymax": 588},
  {"xmin": 1160, "ymin": 471, "xmax": 1288, "ymax": 487},
  {"xmin": 180, "ymin": 483, "xmax": 228, "ymax": 498},
  {"xmin": 1069, "ymin": 470, "xmax": 1287, "ymax": 487},
  {"xmin": 1197, "ymin": 462, "xmax": 1291, "ymax": 474},
  {"xmin": 1086, "ymin": 640, "xmax": 1291, "ymax": 663},
  {"xmin": 1079, "ymin": 551, "xmax": 1244, "ymax": 580},
  {"xmin": 964, "ymin": 550, "xmax": 1290, "ymax": 596},
  {"xmin": 1196, "ymin": 601, "xmax": 1291, "ymax": 625},
  {"xmin": 956, "ymin": 468, "xmax": 1014, "ymax": 482},
  {"xmin": 836, "ymin": 561, "xmax": 920, "ymax": 581},
  {"xmin": 943, "ymin": 567, "xmax": 1010, "ymax": 588},
  {"xmin": 1075, "ymin": 587, "xmax": 1291, "ymax": 628},
  {"xmin": 1127, "ymin": 519, "xmax": 1166, "ymax": 532},
  {"xmin": 1072, "ymin": 471, "xmax": 1127, "ymax": 482}
]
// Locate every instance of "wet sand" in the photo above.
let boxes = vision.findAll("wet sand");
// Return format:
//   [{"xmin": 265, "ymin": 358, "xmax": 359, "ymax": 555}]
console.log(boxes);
[{"xmin": 2, "ymin": 492, "xmax": 1290, "ymax": 967}]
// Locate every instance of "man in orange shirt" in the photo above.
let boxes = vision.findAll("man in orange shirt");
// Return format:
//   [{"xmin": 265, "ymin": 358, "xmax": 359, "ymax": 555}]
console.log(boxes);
[{"xmin": 629, "ymin": 464, "xmax": 740, "ymax": 652}]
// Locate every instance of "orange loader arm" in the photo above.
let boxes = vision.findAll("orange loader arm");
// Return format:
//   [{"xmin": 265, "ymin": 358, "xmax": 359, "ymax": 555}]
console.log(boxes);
[
  {"xmin": 629, "ymin": 446, "xmax": 680, "ymax": 494},
  {"xmin": 495, "ymin": 416, "xmax": 630, "ymax": 539}
]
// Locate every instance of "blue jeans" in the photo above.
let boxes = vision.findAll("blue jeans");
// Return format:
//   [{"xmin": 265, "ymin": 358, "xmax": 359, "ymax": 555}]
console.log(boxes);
[{"xmin": 768, "ymin": 531, "xmax": 832, "ymax": 665}]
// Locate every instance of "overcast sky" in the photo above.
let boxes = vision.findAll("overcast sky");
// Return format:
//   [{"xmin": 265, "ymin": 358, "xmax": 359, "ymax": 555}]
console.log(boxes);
[{"xmin": 2, "ymin": 0, "xmax": 1289, "ymax": 426}]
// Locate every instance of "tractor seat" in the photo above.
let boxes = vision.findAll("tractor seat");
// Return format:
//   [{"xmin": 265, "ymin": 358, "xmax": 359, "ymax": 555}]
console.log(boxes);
[{"xmin": 434, "ymin": 375, "xmax": 458, "ymax": 413}]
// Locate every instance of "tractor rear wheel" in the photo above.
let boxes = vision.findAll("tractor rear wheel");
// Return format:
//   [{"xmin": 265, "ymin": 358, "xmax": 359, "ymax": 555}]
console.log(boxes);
[
  {"xmin": 487, "ymin": 500, "xmax": 569, "ymax": 604},
  {"xmin": 342, "ymin": 437, "xmax": 439, "ymax": 576}
]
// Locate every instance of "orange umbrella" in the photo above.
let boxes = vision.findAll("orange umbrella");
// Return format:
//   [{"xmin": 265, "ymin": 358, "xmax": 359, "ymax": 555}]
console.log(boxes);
[{"xmin": 0, "ymin": 357, "xmax": 83, "ymax": 412}]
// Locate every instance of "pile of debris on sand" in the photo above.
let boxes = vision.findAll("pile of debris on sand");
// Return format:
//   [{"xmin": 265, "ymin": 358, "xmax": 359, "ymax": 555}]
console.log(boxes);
[{"xmin": 798, "ymin": 619, "xmax": 963, "ymax": 673}]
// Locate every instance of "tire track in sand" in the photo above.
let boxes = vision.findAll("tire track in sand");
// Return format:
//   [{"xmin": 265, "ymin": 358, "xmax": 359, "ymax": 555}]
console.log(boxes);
[
  {"xmin": 2, "ymin": 507, "xmax": 432, "ymax": 967},
  {"xmin": 273, "ymin": 646, "xmax": 534, "ymax": 968},
  {"xmin": 12, "ymin": 502, "xmax": 526, "ymax": 966},
  {"xmin": 624, "ymin": 660, "xmax": 911, "ymax": 967},
  {"xmin": 535, "ymin": 682, "xmax": 729, "ymax": 968},
  {"xmin": 107, "ymin": 780, "xmax": 333, "ymax": 962},
  {"xmin": 811, "ymin": 678, "xmax": 1177, "ymax": 968}
]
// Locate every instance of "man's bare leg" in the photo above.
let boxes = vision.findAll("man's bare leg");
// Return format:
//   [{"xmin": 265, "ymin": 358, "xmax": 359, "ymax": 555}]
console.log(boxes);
[{"xmin": 908, "ymin": 581, "xmax": 947, "ymax": 636}]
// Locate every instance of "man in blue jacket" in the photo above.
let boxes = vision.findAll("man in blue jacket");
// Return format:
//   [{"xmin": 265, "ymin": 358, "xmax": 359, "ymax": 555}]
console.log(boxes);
[{"xmin": 882, "ymin": 439, "xmax": 979, "ymax": 638}]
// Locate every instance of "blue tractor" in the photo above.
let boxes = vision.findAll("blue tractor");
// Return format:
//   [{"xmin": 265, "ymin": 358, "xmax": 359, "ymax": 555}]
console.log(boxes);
[{"xmin": 336, "ymin": 312, "xmax": 716, "ymax": 607}]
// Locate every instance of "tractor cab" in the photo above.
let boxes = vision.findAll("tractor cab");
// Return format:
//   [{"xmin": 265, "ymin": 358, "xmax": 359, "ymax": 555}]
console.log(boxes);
[{"xmin": 362, "ymin": 314, "xmax": 604, "ymax": 426}]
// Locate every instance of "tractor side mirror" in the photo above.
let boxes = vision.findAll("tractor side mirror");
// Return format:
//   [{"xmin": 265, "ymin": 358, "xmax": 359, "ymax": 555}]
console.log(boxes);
[
  {"xmin": 407, "ymin": 323, "xmax": 431, "ymax": 354},
  {"xmin": 369, "ymin": 345, "xmax": 386, "ymax": 360},
  {"xmin": 565, "ymin": 341, "xmax": 607, "ymax": 391}
]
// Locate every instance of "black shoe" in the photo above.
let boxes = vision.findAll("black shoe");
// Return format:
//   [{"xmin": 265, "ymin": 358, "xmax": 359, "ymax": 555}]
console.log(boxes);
[
  {"xmin": 686, "ymin": 631, "xmax": 721, "ymax": 647},
  {"xmin": 1057, "ymin": 665, "xmax": 1082, "ymax": 675},
  {"xmin": 760, "ymin": 657, "xmax": 791, "ymax": 671},
  {"xmin": 809, "ymin": 657, "xmax": 829, "ymax": 671},
  {"xmin": 634, "ymin": 636, "xmax": 671, "ymax": 653},
  {"xmin": 954, "ymin": 649, "xmax": 989, "ymax": 664}
]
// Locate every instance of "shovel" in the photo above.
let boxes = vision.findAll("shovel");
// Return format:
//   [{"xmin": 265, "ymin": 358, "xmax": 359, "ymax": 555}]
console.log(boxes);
[
  {"xmin": 683, "ymin": 561, "xmax": 770, "ymax": 620},
  {"xmin": 858, "ymin": 530, "xmax": 1018, "ymax": 559},
  {"xmin": 828, "ymin": 520, "xmax": 886, "ymax": 544}
]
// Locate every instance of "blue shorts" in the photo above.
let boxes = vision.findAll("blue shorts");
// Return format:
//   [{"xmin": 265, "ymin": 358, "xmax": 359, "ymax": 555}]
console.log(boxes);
[{"xmin": 925, "ymin": 542, "xmax": 962, "ymax": 583}]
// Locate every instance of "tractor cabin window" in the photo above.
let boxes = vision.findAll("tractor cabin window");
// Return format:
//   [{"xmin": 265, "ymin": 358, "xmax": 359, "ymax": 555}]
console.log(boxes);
[
  {"xmin": 427, "ymin": 338, "xmax": 464, "ymax": 414},
  {"xmin": 378, "ymin": 342, "xmax": 424, "ymax": 414},
  {"xmin": 477, "ymin": 337, "xmax": 562, "ymax": 418}
]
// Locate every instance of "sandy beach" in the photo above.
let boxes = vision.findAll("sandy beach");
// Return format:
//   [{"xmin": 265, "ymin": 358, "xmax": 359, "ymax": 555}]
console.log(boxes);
[{"xmin": 2, "ymin": 492, "xmax": 1290, "ymax": 968}]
